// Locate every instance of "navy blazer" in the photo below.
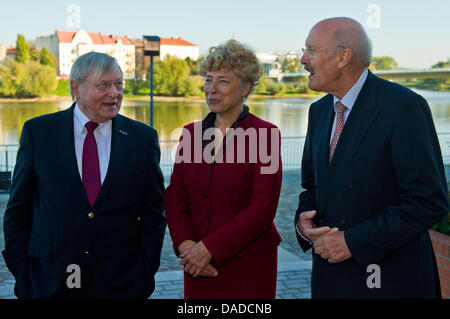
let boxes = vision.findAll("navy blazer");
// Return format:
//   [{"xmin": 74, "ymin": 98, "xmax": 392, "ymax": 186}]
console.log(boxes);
[
  {"xmin": 2, "ymin": 104, "xmax": 166, "ymax": 298},
  {"xmin": 295, "ymin": 71, "xmax": 448, "ymax": 298}
]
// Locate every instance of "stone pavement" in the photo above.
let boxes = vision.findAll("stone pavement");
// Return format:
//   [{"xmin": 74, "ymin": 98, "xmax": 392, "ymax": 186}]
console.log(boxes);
[
  {"xmin": 150, "ymin": 247, "xmax": 311, "ymax": 299},
  {"xmin": 0, "ymin": 170, "xmax": 312, "ymax": 299}
]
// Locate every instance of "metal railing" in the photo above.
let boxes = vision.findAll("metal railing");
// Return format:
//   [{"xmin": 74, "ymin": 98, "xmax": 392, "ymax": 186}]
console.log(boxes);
[
  {"xmin": 2, "ymin": 133, "xmax": 450, "ymax": 187},
  {"xmin": 159, "ymin": 136, "xmax": 306, "ymax": 177},
  {"xmin": 0, "ymin": 144, "xmax": 19, "ymax": 172}
]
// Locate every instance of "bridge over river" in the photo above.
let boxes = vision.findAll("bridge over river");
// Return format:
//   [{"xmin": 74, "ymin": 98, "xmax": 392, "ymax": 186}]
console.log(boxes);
[{"xmin": 269, "ymin": 68, "xmax": 450, "ymax": 81}]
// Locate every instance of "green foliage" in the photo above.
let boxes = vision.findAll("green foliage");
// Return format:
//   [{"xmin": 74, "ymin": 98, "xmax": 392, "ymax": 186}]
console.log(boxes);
[
  {"xmin": 122, "ymin": 56, "xmax": 204, "ymax": 97},
  {"xmin": 282, "ymin": 57, "xmax": 300, "ymax": 73},
  {"xmin": 255, "ymin": 74, "xmax": 268, "ymax": 94},
  {"xmin": 0, "ymin": 59, "xmax": 26, "ymax": 97},
  {"xmin": 432, "ymin": 213, "xmax": 450, "ymax": 236},
  {"xmin": 154, "ymin": 55, "xmax": 202, "ymax": 97},
  {"xmin": 294, "ymin": 76, "xmax": 315, "ymax": 94},
  {"xmin": 16, "ymin": 34, "xmax": 29, "ymax": 63},
  {"xmin": 371, "ymin": 56, "xmax": 398, "ymax": 70},
  {"xmin": 29, "ymin": 44, "xmax": 40, "ymax": 62},
  {"xmin": 0, "ymin": 60, "xmax": 57, "ymax": 98},
  {"xmin": 255, "ymin": 74, "xmax": 315, "ymax": 96},
  {"xmin": 185, "ymin": 56, "xmax": 201, "ymax": 76},
  {"xmin": 432, "ymin": 59, "xmax": 450, "ymax": 69},
  {"xmin": 39, "ymin": 46, "xmax": 54, "ymax": 67},
  {"xmin": 398, "ymin": 59, "xmax": 450, "ymax": 92},
  {"xmin": 123, "ymin": 79, "xmax": 149, "ymax": 96},
  {"xmin": 53, "ymin": 80, "xmax": 70, "ymax": 96}
]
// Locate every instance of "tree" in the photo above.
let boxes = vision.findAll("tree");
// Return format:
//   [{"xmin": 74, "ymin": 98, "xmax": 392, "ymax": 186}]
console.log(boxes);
[
  {"xmin": 16, "ymin": 34, "xmax": 29, "ymax": 63},
  {"xmin": 185, "ymin": 56, "xmax": 201, "ymax": 76},
  {"xmin": 20, "ymin": 61, "xmax": 58, "ymax": 97},
  {"xmin": 0, "ymin": 59, "xmax": 57, "ymax": 98},
  {"xmin": 0, "ymin": 59, "xmax": 26, "ymax": 97},
  {"xmin": 431, "ymin": 59, "xmax": 450, "ymax": 69},
  {"xmin": 282, "ymin": 57, "xmax": 300, "ymax": 73},
  {"xmin": 154, "ymin": 55, "xmax": 197, "ymax": 96},
  {"xmin": 29, "ymin": 44, "xmax": 40, "ymax": 61},
  {"xmin": 255, "ymin": 74, "xmax": 268, "ymax": 94},
  {"xmin": 425, "ymin": 59, "xmax": 450, "ymax": 91},
  {"xmin": 371, "ymin": 56, "xmax": 398, "ymax": 70},
  {"xmin": 39, "ymin": 46, "xmax": 54, "ymax": 67}
]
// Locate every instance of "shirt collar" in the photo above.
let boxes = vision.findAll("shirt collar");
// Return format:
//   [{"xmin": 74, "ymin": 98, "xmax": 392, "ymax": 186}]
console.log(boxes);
[
  {"xmin": 74, "ymin": 102, "xmax": 112, "ymax": 137},
  {"xmin": 202, "ymin": 104, "xmax": 250, "ymax": 129},
  {"xmin": 333, "ymin": 68, "xmax": 368, "ymax": 111}
]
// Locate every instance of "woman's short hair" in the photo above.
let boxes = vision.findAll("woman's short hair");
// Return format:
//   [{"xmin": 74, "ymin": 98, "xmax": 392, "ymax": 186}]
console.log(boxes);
[
  {"xmin": 198, "ymin": 39, "xmax": 262, "ymax": 99},
  {"xmin": 69, "ymin": 51, "xmax": 123, "ymax": 100}
]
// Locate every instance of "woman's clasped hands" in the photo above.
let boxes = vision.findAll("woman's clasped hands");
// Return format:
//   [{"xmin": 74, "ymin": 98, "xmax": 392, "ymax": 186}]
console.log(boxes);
[{"xmin": 178, "ymin": 240, "xmax": 219, "ymax": 278}]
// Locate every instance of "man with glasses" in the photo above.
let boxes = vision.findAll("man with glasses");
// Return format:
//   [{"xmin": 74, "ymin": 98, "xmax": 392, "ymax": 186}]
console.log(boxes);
[
  {"xmin": 2, "ymin": 52, "xmax": 166, "ymax": 298},
  {"xmin": 295, "ymin": 17, "xmax": 447, "ymax": 298}
]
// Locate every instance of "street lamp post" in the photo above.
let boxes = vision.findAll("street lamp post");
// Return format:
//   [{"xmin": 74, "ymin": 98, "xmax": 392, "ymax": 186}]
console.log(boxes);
[{"xmin": 142, "ymin": 36, "xmax": 160, "ymax": 127}]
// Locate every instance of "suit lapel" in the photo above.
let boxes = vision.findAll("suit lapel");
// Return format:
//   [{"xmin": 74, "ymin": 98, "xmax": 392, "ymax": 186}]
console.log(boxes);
[
  {"xmin": 57, "ymin": 103, "xmax": 88, "ymax": 203},
  {"xmin": 321, "ymin": 72, "xmax": 381, "ymax": 212},
  {"xmin": 94, "ymin": 114, "xmax": 129, "ymax": 206},
  {"xmin": 314, "ymin": 95, "xmax": 334, "ymax": 215}
]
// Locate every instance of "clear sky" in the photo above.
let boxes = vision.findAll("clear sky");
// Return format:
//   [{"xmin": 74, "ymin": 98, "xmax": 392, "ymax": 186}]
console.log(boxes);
[{"xmin": 1, "ymin": 0, "xmax": 449, "ymax": 69}]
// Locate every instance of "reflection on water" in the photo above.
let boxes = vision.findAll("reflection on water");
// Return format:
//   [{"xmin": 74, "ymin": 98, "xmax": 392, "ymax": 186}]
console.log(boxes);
[{"xmin": 1, "ymin": 90, "xmax": 450, "ymax": 145}]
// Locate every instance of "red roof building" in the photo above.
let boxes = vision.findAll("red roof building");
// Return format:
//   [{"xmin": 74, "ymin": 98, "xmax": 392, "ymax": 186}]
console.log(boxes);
[
  {"xmin": 159, "ymin": 37, "xmax": 199, "ymax": 61},
  {"xmin": 35, "ymin": 30, "xmax": 136, "ymax": 79}
]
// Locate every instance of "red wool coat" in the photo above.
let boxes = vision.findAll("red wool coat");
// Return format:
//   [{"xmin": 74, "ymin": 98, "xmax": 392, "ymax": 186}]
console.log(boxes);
[{"xmin": 164, "ymin": 109, "xmax": 282, "ymax": 299}]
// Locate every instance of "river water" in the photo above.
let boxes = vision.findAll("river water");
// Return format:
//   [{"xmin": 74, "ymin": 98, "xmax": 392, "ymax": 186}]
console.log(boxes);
[
  {"xmin": 1, "ymin": 89, "xmax": 450, "ymax": 174},
  {"xmin": 1, "ymin": 89, "xmax": 450, "ymax": 144}
]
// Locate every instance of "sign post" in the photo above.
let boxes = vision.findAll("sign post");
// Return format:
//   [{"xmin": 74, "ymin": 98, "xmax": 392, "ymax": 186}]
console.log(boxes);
[{"xmin": 142, "ymin": 36, "xmax": 160, "ymax": 127}]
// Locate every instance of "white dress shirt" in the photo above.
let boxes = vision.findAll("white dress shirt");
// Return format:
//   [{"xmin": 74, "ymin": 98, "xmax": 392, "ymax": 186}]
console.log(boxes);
[
  {"xmin": 74, "ymin": 103, "xmax": 112, "ymax": 184},
  {"xmin": 297, "ymin": 68, "xmax": 369, "ymax": 243},
  {"xmin": 329, "ymin": 68, "xmax": 368, "ymax": 143}
]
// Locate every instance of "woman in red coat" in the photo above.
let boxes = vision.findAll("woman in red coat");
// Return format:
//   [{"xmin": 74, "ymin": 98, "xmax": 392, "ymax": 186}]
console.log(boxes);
[{"xmin": 164, "ymin": 39, "xmax": 283, "ymax": 299}]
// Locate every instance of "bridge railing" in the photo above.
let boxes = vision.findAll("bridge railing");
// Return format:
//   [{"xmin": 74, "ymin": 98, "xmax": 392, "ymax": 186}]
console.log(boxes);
[{"xmin": 2, "ymin": 133, "xmax": 450, "ymax": 190}]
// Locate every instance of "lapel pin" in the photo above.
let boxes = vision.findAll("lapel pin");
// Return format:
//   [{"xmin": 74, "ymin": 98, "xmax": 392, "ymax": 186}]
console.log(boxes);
[{"xmin": 119, "ymin": 129, "xmax": 128, "ymax": 136}]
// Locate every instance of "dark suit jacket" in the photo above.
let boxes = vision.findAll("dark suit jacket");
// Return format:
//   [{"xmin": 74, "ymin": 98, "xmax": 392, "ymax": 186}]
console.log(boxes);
[
  {"xmin": 295, "ymin": 71, "xmax": 448, "ymax": 298},
  {"xmin": 2, "ymin": 103, "xmax": 166, "ymax": 299}
]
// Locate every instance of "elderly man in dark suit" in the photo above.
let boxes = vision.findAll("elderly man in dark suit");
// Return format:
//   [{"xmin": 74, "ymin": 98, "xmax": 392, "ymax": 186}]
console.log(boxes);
[
  {"xmin": 2, "ymin": 52, "xmax": 166, "ymax": 298},
  {"xmin": 295, "ymin": 17, "xmax": 448, "ymax": 298}
]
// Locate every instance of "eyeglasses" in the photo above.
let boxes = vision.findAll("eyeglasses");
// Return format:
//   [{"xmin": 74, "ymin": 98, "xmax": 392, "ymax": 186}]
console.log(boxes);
[
  {"xmin": 88, "ymin": 80, "xmax": 125, "ymax": 92},
  {"xmin": 301, "ymin": 45, "xmax": 346, "ymax": 60}
]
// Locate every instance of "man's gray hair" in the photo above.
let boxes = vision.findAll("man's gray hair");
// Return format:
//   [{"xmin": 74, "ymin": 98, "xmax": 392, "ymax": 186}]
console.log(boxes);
[
  {"xmin": 69, "ymin": 51, "xmax": 123, "ymax": 99},
  {"xmin": 332, "ymin": 23, "xmax": 373, "ymax": 67}
]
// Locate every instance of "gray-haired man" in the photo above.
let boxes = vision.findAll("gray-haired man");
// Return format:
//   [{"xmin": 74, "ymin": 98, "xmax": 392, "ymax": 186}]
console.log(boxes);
[{"xmin": 3, "ymin": 52, "xmax": 166, "ymax": 298}]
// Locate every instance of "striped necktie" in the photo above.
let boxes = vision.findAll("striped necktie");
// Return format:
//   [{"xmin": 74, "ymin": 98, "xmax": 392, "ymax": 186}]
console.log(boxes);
[{"xmin": 329, "ymin": 101, "xmax": 347, "ymax": 164}]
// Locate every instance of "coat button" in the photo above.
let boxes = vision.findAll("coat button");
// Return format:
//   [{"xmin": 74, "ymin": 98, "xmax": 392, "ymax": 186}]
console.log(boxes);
[
  {"xmin": 88, "ymin": 212, "xmax": 95, "ymax": 219},
  {"xmin": 347, "ymin": 184, "xmax": 353, "ymax": 190},
  {"xmin": 204, "ymin": 194, "xmax": 209, "ymax": 199}
]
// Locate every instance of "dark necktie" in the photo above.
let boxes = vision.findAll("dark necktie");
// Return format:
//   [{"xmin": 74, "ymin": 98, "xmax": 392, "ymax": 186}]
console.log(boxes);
[
  {"xmin": 82, "ymin": 121, "xmax": 101, "ymax": 207},
  {"xmin": 329, "ymin": 101, "xmax": 347, "ymax": 164}
]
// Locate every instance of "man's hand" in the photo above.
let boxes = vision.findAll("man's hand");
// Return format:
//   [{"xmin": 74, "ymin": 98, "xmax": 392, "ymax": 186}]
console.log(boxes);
[
  {"xmin": 296, "ymin": 210, "xmax": 335, "ymax": 242},
  {"xmin": 313, "ymin": 231, "xmax": 352, "ymax": 264},
  {"xmin": 180, "ymin": 241, "xmax": 217, "ymax": 278}
]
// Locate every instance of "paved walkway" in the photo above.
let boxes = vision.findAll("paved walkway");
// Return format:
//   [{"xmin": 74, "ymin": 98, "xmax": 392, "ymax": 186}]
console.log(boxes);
[
  {"xmin": 151, "ymin": 247, "xmax": 311, "ymax": 299},
  {"xmin": 0, "ymin": 170, "xmax": 312, "ymax": 299}
]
